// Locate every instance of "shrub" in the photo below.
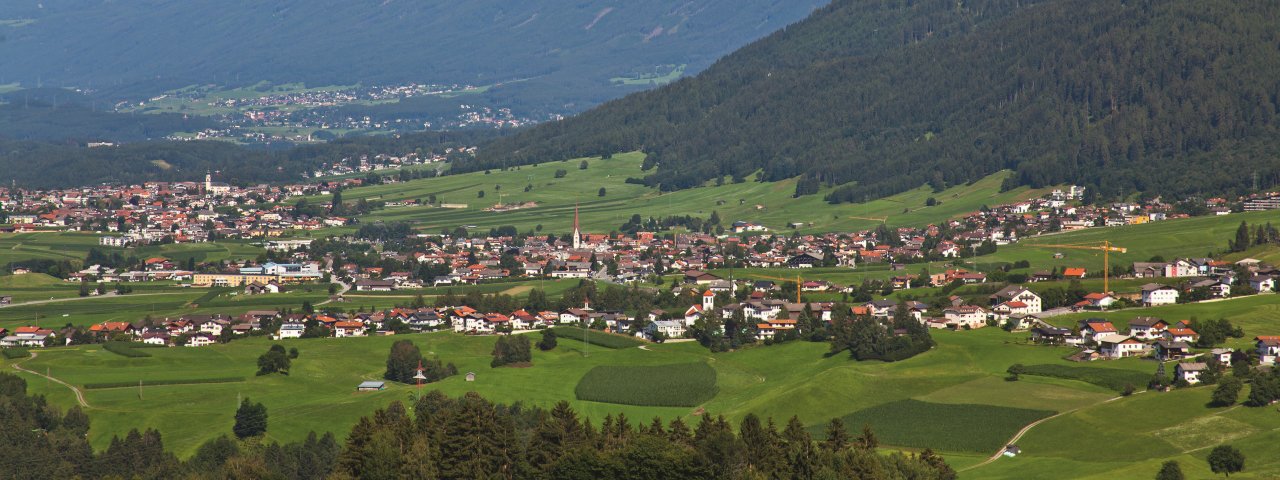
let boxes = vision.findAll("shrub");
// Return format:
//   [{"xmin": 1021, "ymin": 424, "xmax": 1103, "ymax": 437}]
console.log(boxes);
[
  {"xmin": 575, "ymin": 363, "xmax": 717, "ymax": 407},
  {"xmin": 537, "ymin": 330, "xmax": 557, "ymax": 351},
  {"xmin": 491, "ymin": 335, "xmax": 532, "ymax": 367}
]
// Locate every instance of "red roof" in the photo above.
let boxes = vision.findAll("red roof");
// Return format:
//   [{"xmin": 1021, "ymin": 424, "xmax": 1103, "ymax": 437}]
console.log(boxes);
[{"xmin": 1063, "ymin": 268, "xmax": 1087, "ymax": 277}]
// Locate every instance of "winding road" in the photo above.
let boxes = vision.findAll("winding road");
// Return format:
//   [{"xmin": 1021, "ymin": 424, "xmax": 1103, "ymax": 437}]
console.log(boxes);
[
  {"xmin": 962, "ymin": 394, "xmax": 1127, "ymax": 472},
  {"xmin": 10, "ymin": 351, "xmax": 89, "ymax": 408}
]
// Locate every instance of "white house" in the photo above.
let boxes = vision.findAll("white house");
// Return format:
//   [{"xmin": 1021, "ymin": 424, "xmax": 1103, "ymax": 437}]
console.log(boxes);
[
  {"xmin": 943, "ymin": 305, "xmax": 988, "ymax": 329},
  {"xmin": 1258, "ymin": 336, "xmax": 1280, "ymax": 365},
  {"xmin": 1140, "ymin": 284, "xmax": 1179, "ymax": 306},
  {"xmin": 991, "ymin": 286, "xmax": 1042, "ymax": 314},
  {"xmin": 334, "ymin": 321, "xmax": 367, "ymax": 338},
  {"xmin": 187, "ymin": 333, "xmax": 217, "ymax": 347},
  {"xmin": 647, "ymin": 320, "xmax": 686, "ymax": 340},
  {"xmin": 276, "ymin": 322, "xmax": 306, "ymax": 339},
  {"xmin": 1175, "ymin": 362, "xmax": 1208, "ymax": 385},
  {"xmin": 1250, "ymin": 275, "xmax": 1276, "ymax": 293},
  {"xmin": 1098, "ymin": 334, "xmax": 1147, "ymax": 358}
]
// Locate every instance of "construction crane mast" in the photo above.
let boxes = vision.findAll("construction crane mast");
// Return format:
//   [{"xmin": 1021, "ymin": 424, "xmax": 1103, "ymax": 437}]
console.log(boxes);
[{"xmin": 1024, "ymin": 240, "xmax": 1127, "ymax": 292}]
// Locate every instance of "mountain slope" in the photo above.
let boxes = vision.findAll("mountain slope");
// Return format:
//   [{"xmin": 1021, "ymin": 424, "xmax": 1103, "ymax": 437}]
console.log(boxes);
[
  {"xmin": 0, "ymin": 1, "xmax": 823, "ymax": 113},
  {"xmin": 470, "ymin": 0, "xmax": 1280, "ymax": 202}
]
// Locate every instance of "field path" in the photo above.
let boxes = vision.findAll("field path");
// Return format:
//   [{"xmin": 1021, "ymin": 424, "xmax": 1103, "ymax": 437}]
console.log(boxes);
[
  {"xmin": 317, "ymin": 280, "xmax": 351, "ymax": 306},
  {"xmin": 11, "ymin": 351, "xmax": 90, "ymax": 408},
  {"xmin": 962, "ymin": 394, "xmax": 1126, "ymax": 471},
  {"xmin": 0, "ymin": 291, "xmax": 189, "ymax": 309}
]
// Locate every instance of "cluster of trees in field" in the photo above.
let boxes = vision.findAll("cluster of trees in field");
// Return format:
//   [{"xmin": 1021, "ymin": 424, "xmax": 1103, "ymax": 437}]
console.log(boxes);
[
  {"xmin": 829, "ymin": 303, "xmax": 935, "ymax": 362},
  {"xmin": 384, "ymin": 339, "xmax": 457, "ymax": 384},
  {"xmin": 490, "ymin": 335, "xmax": 532, "ymax": 367},
  {"xmin": 472, "ymin": 0, "xmax": 1280, "ymax": 204},
  {"xmin": 0, "ymin": 371, "xmax": 959, "ymax": 479}
]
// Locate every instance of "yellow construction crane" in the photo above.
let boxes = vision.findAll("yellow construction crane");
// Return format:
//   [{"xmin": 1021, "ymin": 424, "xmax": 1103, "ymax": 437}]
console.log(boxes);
[{"xmin": 1024, "ymin": 240, "xmax": 1127, "ymax": 292}]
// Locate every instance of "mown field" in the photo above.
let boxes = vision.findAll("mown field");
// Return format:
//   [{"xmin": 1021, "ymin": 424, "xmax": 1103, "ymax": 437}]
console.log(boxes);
[
  {"xmin": 575, "ymin": 362, "xmax": 718, "ymax": 407},
  {"xmin": 830, "ymin": 399, "xmax": 1054, "ymax": 453}
]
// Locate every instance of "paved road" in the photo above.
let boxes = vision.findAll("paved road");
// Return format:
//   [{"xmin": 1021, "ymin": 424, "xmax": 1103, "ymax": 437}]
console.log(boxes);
[
  {"xmin": 0, "ymin": 291, "xmax": 190, "ymax": 309},
  {"xmin": 10, "ymin": 351, "xmax": 90, "ymax": 408}
]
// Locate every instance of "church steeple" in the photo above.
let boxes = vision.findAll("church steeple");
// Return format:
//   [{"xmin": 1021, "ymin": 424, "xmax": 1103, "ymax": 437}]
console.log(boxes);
[
  {"xmin": 204, "ymin": 170, "xmax": 212, "ymax": 193},
  {"xmin": 572, "ymin": 203, "xmax": 581, "ymax": 250}
]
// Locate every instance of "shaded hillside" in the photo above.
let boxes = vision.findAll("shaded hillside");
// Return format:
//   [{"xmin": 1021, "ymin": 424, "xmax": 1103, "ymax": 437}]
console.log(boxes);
[
  {"xmin": 0, "ymin": 130, "xmax": 496, "ymax": 189},
  {"xmin": 471, "ymin": 0, "xmax": 1280, "ymax": 202},
  {"xmin": 0, "ymin": 89, "xmax": 216, "ymax": 143},
  {"xmin": 0, "ymin": 1, "xmax": 823, "ymax": 115}
]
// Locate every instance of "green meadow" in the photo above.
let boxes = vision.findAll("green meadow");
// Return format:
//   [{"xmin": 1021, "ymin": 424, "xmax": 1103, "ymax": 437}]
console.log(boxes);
[{"xmin": 305, "ymin": 153, "xmax": 1052, "ymax": 235}]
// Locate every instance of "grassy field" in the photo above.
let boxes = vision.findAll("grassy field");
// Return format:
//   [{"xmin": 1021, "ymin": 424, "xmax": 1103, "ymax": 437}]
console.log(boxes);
[
  {"xmin": 830, "ymin": 399, "xmax": 1054, "ymax": 453},
  {"xmin": 302, "ymin": 153, "xmax": 1052, "ymax": 236},
  {"xmin": 0, "ymin": 231, "xmax": 264, "ymax": 269},
  {"xmin": 6, "ymin": 323, "xmax": 1280, "ymax": 477},
  {"xmin": 575, "ymin": 362, "xmax": 717, "ymax": 407}
]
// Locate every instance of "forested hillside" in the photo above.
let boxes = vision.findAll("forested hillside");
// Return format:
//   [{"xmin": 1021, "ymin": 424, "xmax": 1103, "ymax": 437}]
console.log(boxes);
[
  {"xmin": 0, "ymin": 0, "xmax": 823, "ymax": 115},
  {"xmin": 471, "ymin": 0, "xmax": 1280, "ymax": 202},
  {"xmin": 0, "ymin": 130, "xmax": 494, "ymax": 188}
]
